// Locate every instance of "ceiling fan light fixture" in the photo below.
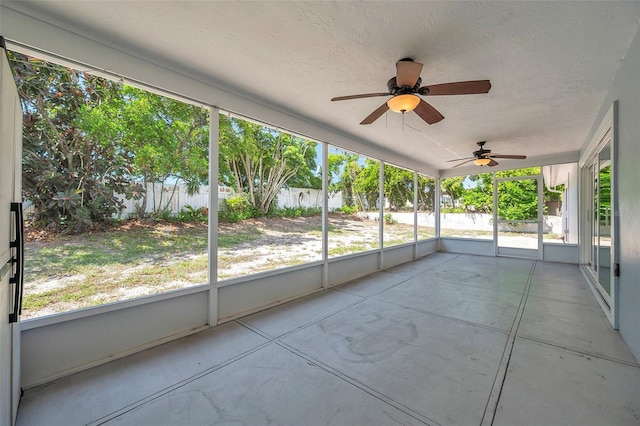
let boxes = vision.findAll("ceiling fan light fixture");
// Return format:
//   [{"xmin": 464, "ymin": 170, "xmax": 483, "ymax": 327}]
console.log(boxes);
[
  {"xmin": 474, "ymin": 157, "xmax": 492, "ymax": 166},
  {"xmin": 387, "ymin": 94, "xmax": 420, "ymax": 113}
]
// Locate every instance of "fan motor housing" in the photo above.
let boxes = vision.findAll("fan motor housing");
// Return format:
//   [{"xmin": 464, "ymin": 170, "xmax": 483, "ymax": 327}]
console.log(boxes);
[{"xmin": 387, "ymin": 77, "xmax": 422, "ymax": 95}]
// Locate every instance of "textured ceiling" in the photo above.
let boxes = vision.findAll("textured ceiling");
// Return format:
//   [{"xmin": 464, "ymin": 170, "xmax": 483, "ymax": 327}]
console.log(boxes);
[{"xmin": 3, "ymin": 1, "xmax": 640, "ymax": 173}]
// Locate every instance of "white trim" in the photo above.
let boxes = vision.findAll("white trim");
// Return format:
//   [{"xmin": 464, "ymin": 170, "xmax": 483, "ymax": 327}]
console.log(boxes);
[
  {"xmin": 208, "ymin": 107, "xmax": 219, "ymax": 326},
  {"xmin": 580, "ymin": 265, "xmax": 614, "ymax": 325},
  {"xmin": 493, "ymin": 174, "xmax": 498, "ymax": 256},
  {"xmin": 322, "ymin": 143, "xmax": 329, "ymax": 289},
  {"xmin": 495, "ymin": 175, "xmax": 543, "ymax": 260},
  {"xmin": 413, "ymin": 172, "xmax": 418, "ymax": 259},
  {"xmin": 580, "ymin": 103, "xmax": 615, "ymax": 167},
  {"xmin": 579, "ymin": 101, "xmax": 618, "ymax": 328},
  {"xmin": 20, "ymin": 285, "xmax": 209, "ymax": 331},
  {"xmin": 378, "ymin": 161, "xmax": 385, "ymax": 269},
  {"xmin": 435, "ymin": 178, "xmax": 441, "ymax": 239}
]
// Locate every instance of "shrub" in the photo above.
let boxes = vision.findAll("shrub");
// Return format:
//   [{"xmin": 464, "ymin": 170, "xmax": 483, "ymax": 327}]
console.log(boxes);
[
  {"xmin": 155, "ymin": 209, "xmax": 177, "ymax": 223},
  {"xmin": 384, "ymin": 213, "xmax": 397, "ymax": 225},
  {"xmin": 219, "ymin": 195, "xmax": 262, "ymax": 222},
  {"xmin": 177, "ymin": 205, "xmax": 208, "ymax": 223},
  {"xmin": 267, "ymin": 206, "xmax": 323, "ymax": 218},
  {"xmin": 440, "ymin": 207, "xmax": 465, "ymax": 214},
  {"xmin": 225, "ymin": 195, "xmax": 250, "ymax": 212},
  {"xmin": 340, "ymin": 205, "xmax": 358, "ymax": 215}
]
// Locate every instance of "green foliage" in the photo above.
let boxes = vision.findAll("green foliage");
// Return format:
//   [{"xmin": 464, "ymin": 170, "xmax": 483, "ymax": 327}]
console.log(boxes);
[
  {"xmin": 441, "ymin": 177, "xmax": 464, "ymax": 209},
  {"xmin": 495, "ymin": 168, "xmax": 542, "ymax": 220},
  {"xmin": 384, "ymin": 213, "xmax": 397, "ymax": 225},
  {"xmin": 352, "ymin": 159, "xmax": 381, "ymax": 210},
  {"xmin": 177, "ymin": 205, "xmax": 208, "ymax": 223},
  {"xmin": 10, "ymin": 52, "xmax": 210, "ymax": 232},
  {"xmin": 267, "ymin": 206, "xmax": 322, "ymax": 218},
  {"xmin": 383, "ymin": 164, "xmax": 414, "ymax": 211},
  {"xmin": 417, "ymin": 175, "xmax": 436, "ymax": 211},
  {"xmin": 10, "ymin": 52, "xmax": 133, "ymax": 233},
  {"xmin": 100, "ymin": 85, "xmax": 209, "ymax": 216},
  {"xmin": 327, "ymin": 151, "xmax": 368, "ymax": 210},
  {"xmin": 225, "ymin": 194, "xmax": 250, "ymax": 212},
  {"xmin": 461, "ymin": 173, "xmax": 493, "ymax": 213},
  {"xmin": 598, "ymin": 165, "xmax": 611, "ymax": 222},
  {"xmin": 219, "ymin": 194, "xmax": 262, "ymax": 223},
  {"xmin": 218, "ymin": 115, "xmax": 320, "ymax": 214},
  {"xmin": 340, "ymin": 205, "xmax": 358, "ymax": 215},
  {"xmin": 328, "ymin": 152, "xmax": 434, "ymax": 214},
  {"xmin": 441, "ymin": 168, "xmax": 559, "ymax": 221},
  {"xmin": 440, "ymin": 207, "xmax": 465, "ymax": 213}
]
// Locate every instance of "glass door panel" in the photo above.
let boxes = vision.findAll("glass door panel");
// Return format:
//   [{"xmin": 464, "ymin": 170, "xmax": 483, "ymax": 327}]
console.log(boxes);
[
  {"xmin": 597, "ymin": 141, "xmax": 612, "ymax": 297},
  {"xmin": 591, "ymin": 163, "xmax": 598, "ymax": 271},
  {"xmin": 585, "ymin": 139, "xmax": 612, "ymax": 307}
]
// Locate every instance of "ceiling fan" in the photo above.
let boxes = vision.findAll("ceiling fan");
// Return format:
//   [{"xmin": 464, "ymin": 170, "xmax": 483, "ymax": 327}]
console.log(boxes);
[
  {"xmin": 448, "ymin": 141, "xmax": 527, "ymax": 168},
  {"xmin": 331, "ymin": 58, "xmax": 491, "ymax": 125}
]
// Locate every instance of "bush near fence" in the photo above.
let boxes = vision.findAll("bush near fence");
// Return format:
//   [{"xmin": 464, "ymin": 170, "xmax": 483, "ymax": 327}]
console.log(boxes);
[{"xmin": 115, "ymin": 183, "xmax": 343, "ymax": 218}]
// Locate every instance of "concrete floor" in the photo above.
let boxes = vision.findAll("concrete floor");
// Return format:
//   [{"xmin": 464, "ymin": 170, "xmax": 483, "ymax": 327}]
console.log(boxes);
[{"xmin": 16, "ymin": 253, "xmax": 640, "ymax": 426}]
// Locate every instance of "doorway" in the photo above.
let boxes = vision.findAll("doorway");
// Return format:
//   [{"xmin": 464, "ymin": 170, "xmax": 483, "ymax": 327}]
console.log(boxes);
[
  {"xmin": 580, "ymin": 103, "xmax": 617, "ymax": 327},
  {"xmin": 494, "ymin": 175, "xmax": 543, "ymax": 259},
  {"xmin": 586, "ymin": 139, "xmax": 613, "ymax": 307}
]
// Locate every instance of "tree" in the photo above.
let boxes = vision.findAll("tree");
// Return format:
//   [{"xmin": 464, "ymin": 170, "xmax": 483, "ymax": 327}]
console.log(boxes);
[
  {"xmin": 327, "ymin": 151, "xmax": 364, "ymax": 210},
  {"xmin": 461, "ymin": 173, "xmax": 493, "ymax": 213},
  {"xmin": 416, "ymin": 175, "xmax": 436, "ymax": 211},
  {"xmin": 218, "ymin": 116, "xmax": 320, "ymax": 214},
  {"xmin": 352, "ymin": 159, "xmax": 381, "ymax": 211},
  {"xmin": 116, "ymin": 87, "xmax": 209, "ymax": 215},
  {"xmin": 440, "ymin": 177, "xmax": 464, "ymax": 209},
  {"xmin": 10, "ymin": 52, "xmax": 135, "ymax": 232},
  {"xmin": 384, "ymin": 165, "xmax": 414, "ymax": 211}
]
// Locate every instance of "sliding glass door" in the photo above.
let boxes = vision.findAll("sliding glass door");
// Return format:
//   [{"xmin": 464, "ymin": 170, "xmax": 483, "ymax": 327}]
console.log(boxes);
[{"xmin": 586, "ymin": 138, "xmax": 613, "ymax": 308}]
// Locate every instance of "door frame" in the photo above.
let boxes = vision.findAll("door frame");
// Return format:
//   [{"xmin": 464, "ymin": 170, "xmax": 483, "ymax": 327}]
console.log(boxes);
[
  {"xmin": 579, "ymin": 102, "xmax": 618, "ymax": 328},
  {"xmin": 493, "ymin": 174, "xmax": 543, "ymax": 259},
  {"xmin": 1, "ymin": 36, "xmax": 23, "ymax": 426}
]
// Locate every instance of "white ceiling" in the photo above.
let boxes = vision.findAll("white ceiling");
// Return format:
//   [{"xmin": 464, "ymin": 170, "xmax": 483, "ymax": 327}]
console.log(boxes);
[{"xmin": 4, "ymin": 1, "xmax": 640, "ymax": 174}]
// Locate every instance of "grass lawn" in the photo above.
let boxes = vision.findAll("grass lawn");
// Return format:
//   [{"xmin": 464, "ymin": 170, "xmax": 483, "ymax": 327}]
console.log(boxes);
[
  {"xmin": 23, "ymin": 215, "xmax": 561, "ymax": 319},
  {"xmin": 23, "ymin": 220, "xmax": 260, "ymax": 318}
]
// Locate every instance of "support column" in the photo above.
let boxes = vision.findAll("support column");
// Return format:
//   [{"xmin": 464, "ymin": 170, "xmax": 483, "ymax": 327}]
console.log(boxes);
[
  {"xmin": 322, "ymin": 142, "xmax": 329, "ymax": 289},
  {"xmin": 379, "ymin": 161, "xmax": 385, "ymax": 269},
  {"xmin": 208, "ymin": 107, "xmax": 219, "ymax": 326},
  {"xmin": 435, "ymin": 178, "xmax": 441, "ymax": 240},
  {"xmin": 413, "ymin": 171, "xmax": 418, "ymax": 258}
]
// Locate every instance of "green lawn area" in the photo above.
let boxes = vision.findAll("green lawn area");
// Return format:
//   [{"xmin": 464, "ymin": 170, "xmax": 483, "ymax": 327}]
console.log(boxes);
[
  {"xmin": 23, "ymin": 221, "xmax": 260, "ymax": 317},
  {"xmin": 23, "ymin": 215, "xmax": 561, "ymax": 319}
]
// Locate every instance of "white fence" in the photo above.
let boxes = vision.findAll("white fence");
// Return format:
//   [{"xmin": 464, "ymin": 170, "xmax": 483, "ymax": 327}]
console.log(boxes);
[
  {"xmin": 115, "ymin": 183, "xmax": 342, "ymax": 217},
  {"xmin": 359, "ymin": 211, "xmax": 563, "ymax": 235}
]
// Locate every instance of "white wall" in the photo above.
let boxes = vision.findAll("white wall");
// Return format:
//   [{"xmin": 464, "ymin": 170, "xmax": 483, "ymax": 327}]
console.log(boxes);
[{"xmin": 582, "ymin": 26, "xmax": 640, "ymax": 360}]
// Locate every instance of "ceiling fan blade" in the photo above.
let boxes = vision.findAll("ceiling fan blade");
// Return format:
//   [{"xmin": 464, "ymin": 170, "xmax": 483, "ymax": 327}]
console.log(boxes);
[
  {"xmin": 488, "ymin": 154, "xmax": 527, "ymax": 159},
  {"xmin": 421, "ymin": 80, "xmax": 492, "ymax": 96},
  {"xmin": 331, "ymin": 92, "xmax": 390, "ymax": 101},
  {"xmin": 360, "ymin": 102, "xmax": 390, "ymax": 125},
  {"xmin": 396, "ymin": 60, "xmax": 423, "ymax": 87},
  {"xmin": 487, "ymin": 159, "xmax": 499, "ymax": 167},
  {"xmin": 414, "ymin": 99, "xmax": 444, "ymax": 125},
  {"xmin": 451, "ymin": 159, "xmax": 476, "ymax": 168},
  {"xmin": 446, "ymin": 156, "xmax": 475, "ymax": 162}
]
